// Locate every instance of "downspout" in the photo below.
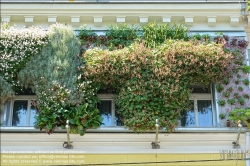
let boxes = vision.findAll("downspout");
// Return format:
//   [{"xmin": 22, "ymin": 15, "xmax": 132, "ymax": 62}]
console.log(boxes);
[
  {"xmin": 246, "ymin": 131, "xmax": 250, "ymax": 166},
  {"xmin": 213, "ymin": 83, "xmax": 220, "ymax": 127}
]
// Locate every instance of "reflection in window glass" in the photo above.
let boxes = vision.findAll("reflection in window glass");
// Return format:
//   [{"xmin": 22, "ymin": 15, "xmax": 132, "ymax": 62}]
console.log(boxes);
[
  {"xmin": 12, "ymin": 100, "xmax": 28, "ymax": 126},
  {"xmin": 3, "ymin": 101, "xmax": 11, "ymax": 126},
  {"xmin": 30, "ymin": 105, "xmax": 38, "ymax": 126},
  {"xmin": 98, "ymin": 100, "xmax": 112, "ymax": 126},
  {"xmin": 180, "ymin": 100, "xmax": 195, "ymax": 127},
  {"xmin": 115, "ymin": 105, "xmax": 123, "ymax": 126},
  {"xmin": 198, "ymin": 100, "xmax": 213, "ymax": 127}
]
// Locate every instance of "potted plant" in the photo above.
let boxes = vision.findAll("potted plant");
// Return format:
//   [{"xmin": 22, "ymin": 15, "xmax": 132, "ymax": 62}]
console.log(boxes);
[
  {"xmin": 243, "ymin": 94, "xmax": 250, "ymax": 99},
  {"xmin": 242, "ymin": 79, "xmax": 249, "ymax": 86},
  {"xmin": 237, "ymin": 86, "xmax": 243, "ymax": 92},
  {"xmin": 229, "ymin": 108, "xmax": 250, "ymax": 129},
  {"xmin": 235, "ymin": 79, "xmax": 240, "ymax": 84},
  {"xmin": 219, "ymin": 112, "xmax": 227, "ymax": 127},
  {"xmin": 216, "ymin": 84, "xmax": 224, "ymax": 92},
  {"xmin": 227, "ymin": 98, "xmax": 236, "ymax": 105},
  {"xmin": 227, "ymin": 87, "xmax": 233, "ymax": 93},
  {"xmin": 219, "ymin": 113, "xmax": 227, "ymax": 120},
  {"xmin": 222, "ymin": 78, "xmax": 229, "ymax": 85},
  {"xmin": 237, "ymin": 97, "xmax": 244, "ymax": 105},
  {"xmin": 223, "ymin": 91, "xmax": 230, "ymax": 98},
  {"xmin": 218, "ymin": 99, "xmax": 226, "ymax": 106},
  {"xmin": 202, "ymin": 34, "xmax": 210, "ymax": 42}
]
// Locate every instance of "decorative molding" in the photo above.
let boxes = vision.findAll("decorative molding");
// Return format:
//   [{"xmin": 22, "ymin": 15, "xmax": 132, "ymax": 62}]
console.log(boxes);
[
  {"xmin": 162, "ymin": 16, "xmax": 171, "ymax": 23},
  {"xmin": 24, "ymin": 16, "xmax": 34, "ymax": 23},
  {"xmin": 71, "ymin": 16, "xmax": 80, "ymax": 23},
  {"xmin": 184, "ymin": 16, "xmax": 194, "ymax": 26},
  {"xmin": 93, "ymin": 16, "xmax": 103, "ymax": 23},
  {"xmin": 139, "ymin": 16, "xmax": 148, "ymax": 23},
  {"xmin": 1, "ymin": 16, "xmax": 11, "ymax": 22},
  {"xmin": 230, "ymin": 16, "xmax": 239, "ymax": 27},
  {"xmin": 207, "ymin": 16, "xmax": 216, "ymax": 27},
  {"xmin": 93, "ymin": 16, "xmax": 103, "ymax": 27},
  {"xmin": 48, "ymin": 16, "xmax": 57, "ymax": 23},
  {"xmin": 116, "ymin": 16, "xmax": 126, "ymax": 23}
]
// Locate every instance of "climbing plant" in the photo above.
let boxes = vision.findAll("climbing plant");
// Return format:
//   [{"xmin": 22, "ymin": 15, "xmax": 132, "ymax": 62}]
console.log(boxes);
[
  {"xmin": 1, "ymin": 22, "xmax": 247, "ymax": 134},
  {"xmin": 83, "ymin": 40, "xmax": 232, "ymax": 132}
]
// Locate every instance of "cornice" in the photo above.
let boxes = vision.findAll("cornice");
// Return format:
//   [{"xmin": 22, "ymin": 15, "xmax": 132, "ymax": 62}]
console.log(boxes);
[{"xmin": 1, "ymin": 3, "xmax": 242, "ymax": 16}]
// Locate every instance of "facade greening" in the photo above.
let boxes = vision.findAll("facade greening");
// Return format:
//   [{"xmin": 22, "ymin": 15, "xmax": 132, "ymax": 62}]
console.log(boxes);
[{"xmin": 0, "ymin": 1, "xmax": 250, "ymax": 166}]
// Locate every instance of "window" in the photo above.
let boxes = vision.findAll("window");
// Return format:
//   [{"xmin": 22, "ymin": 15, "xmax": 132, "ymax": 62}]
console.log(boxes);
[
  {"xmin": 97, "ymin": 94, "xmax": 123, "ymax": 126},
  {"xmin": 180, "ymin": 94, "xmax": 214, "ymax": 127},
  {"xmin": 1, "ymin": 92, "xmax": 214, "ymax": 129},
  {"xmin": 1, "ymin": 96, "xmax": 38, "ymax": 127}
]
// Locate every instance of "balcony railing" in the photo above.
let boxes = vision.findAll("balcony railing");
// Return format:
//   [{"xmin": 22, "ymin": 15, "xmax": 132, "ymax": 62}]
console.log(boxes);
[{"xmin": 0, "ymin": 0, "xmax": 247, "ymax": 3}]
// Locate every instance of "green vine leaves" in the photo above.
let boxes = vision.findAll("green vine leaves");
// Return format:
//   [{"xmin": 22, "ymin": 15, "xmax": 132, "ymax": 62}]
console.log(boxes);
[{"xmin": 83, "ymin": 40, "xmax": 232, "ymax": 132}]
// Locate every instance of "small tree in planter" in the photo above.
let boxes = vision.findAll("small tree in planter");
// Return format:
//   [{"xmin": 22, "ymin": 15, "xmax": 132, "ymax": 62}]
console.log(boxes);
[{"xmin": 229, "ymin": 108, "xmax": 250, "ymax": 129}]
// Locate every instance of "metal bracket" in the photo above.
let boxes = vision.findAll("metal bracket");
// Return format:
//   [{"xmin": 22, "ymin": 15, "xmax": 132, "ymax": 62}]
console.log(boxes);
[
  {"xmin": 232, "ymin": 120, "xmax": 242, "ymax": 148},
  {"xmin": 151, "ymin": 119, "xmax": 160, "ymax": 149},
  {"xmin": 63, "ymin": 120, "xmax": 73, "ymax": 149}
]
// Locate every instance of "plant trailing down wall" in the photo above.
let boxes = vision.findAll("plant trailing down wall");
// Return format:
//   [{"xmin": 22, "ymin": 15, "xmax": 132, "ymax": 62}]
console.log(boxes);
[
  {"xmin": 1, "ymin": 23, "xmax": 102, "ymax": 135},
  {"xmin": 0, "ymin": 23, "xmax": 48, "ymax": 111},
  {"xmin": 18, "ymin": 24, "xmax": 102, "ymax": 135},
  {"xmin": 1, "ymin": 22, "xmax": 246, "ymax": 134},
  {"xmin": 83, "ymin": 40, "xmax": 232, "ymax": 132}
]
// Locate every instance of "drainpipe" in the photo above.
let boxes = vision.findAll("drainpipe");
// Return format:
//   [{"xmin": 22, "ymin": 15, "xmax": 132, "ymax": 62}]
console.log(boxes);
[
  {"xmin": 246, "ymin": 131, "xmax": 250, "ymax": 166},
  {"xmin": 214, "ymin": 83, "xmax": 220, "ymax": 127}
]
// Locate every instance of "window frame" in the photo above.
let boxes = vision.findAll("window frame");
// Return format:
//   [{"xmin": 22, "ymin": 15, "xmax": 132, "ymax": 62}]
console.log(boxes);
[
  {"xmin": 97, "ymin": 94, "xmax": 117, "ymax": 127},
  {"xmin": 3, "ymin": 95, "xmax": 37, "ymax": 127},
  {"xmin": 189, "ymin": 93, "xmax": 215, "ymax": 127},
  {"xmin": 2, "ymin": 91, "xmax": 235, "ymax": 132}
]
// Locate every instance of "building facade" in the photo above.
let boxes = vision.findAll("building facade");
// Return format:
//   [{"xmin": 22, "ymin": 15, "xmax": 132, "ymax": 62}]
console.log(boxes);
[{"xmin": 1, "ymin": 0, "xmax": 250, "ymax": 166}]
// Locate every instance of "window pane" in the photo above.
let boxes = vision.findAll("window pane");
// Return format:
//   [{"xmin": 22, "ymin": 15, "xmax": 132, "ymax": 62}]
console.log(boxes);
[
  {"xmin": 115, "ymin": 105, "xmax": 123, "ymax": 126},
  {"xmin": 180, "ymin": 100, "xmax": 195, "ymax": 127},
  {"xmin": 98, "ymin": 100, "xmax": 112, "ymax": 126},
  {"xmin": 2, "ymin": 101, "xmax": 11, "ymax": 126},
  {"xmin": 198, "ymin": 100, "xmax": 213, "ymax": 127},
  {"xmin": 30, "ymin": 105, "xmax": 38, "ymax": 126},
  {"xmin": 12, "ymin": 100, "xmax": 28, "ymax": 126}
]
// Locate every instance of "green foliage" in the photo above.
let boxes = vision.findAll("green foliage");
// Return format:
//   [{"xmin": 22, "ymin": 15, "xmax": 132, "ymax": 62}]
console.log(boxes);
[
  {"xmin": 215, "ymin": 35, "xmax": 250, "ymax": 111},
  {"xmin": 78, "ymin": 25, "xmax": 98, "ymax": 47},
  {"xmin": 243, "ymin": 78, "xmax": 250, "ymax": 86},
  {"xmin": 229, "ymin": 108, "xmax": 250, "ymax": 128},
  {"xmin": 1, "ymin": 22, "xmax": 247, "ymax": 133},
  {"xmin": 106, "ymin": 24, "xmax": 139, "ymax": 50},
  {"xmin": 218, "ymin": 99, "xmax": 226, "ymax": 106},
  {"xmin": 78, "ymin": 23, "xmax": 139, "ymax": 50},
  {"xmin": 35, "ymin": 103, "xmax": 102, "ymax": 135},
  {"xmin": 219, "ymin": 113, "xmax": 226, "ymax": 120},
  {"xmin": 17, "ymin": 24, "xmax": 102, "ymax": 135},
  {"xmin": 227, "ymin": 98, "xmax": 236, "ymax": 105},
  {"xmin": 142, "ymin": 22, "xmax": 190, "ymax": 48},
  {"xmin": 83, "ymin": 40, "xmax": 232, "ymax": 132},
  {"xmin": 0, "ymin": 23, "xmax": 48, "ymax": 107},
  {"xmin": 216, "ymin": 84, "xmax": 224, "ymax": 92},
  {"xmin": 241, "ymin": 65, "xmax": 250, "ymax": 73}
]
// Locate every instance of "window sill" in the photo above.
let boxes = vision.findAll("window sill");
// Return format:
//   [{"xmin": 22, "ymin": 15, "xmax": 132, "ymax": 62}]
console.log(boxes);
[{"xmin": 0, "ymin": 126, "xmax": 248, "ymax": 133}]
